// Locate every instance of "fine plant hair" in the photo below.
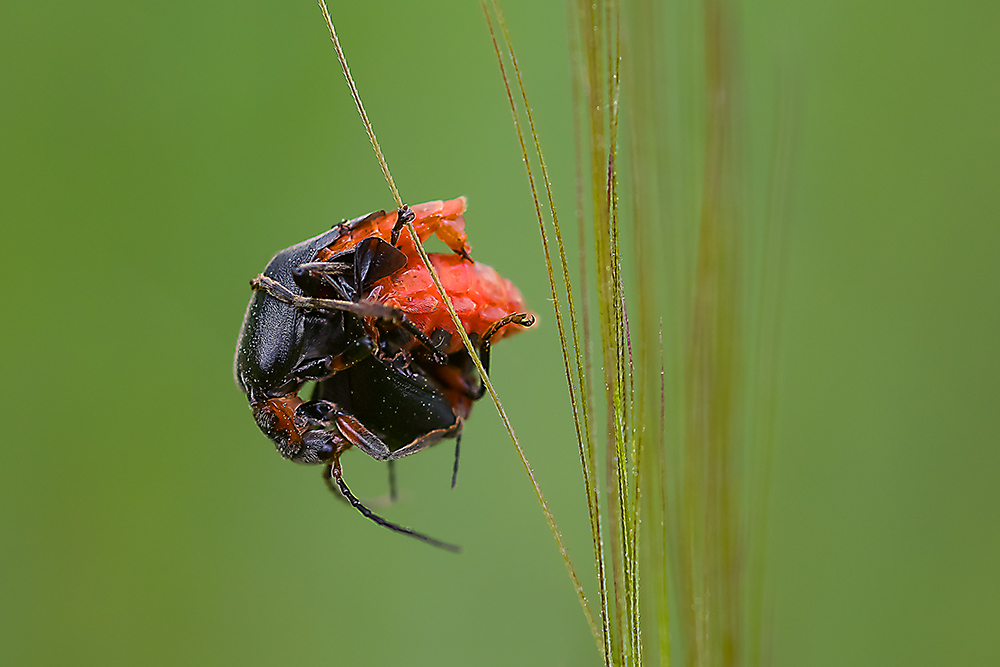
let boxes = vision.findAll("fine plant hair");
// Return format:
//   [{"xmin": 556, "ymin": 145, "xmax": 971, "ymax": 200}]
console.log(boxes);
[{"xmin": 483, "ymin": 0, "xmax": 789, "ymax": 665}]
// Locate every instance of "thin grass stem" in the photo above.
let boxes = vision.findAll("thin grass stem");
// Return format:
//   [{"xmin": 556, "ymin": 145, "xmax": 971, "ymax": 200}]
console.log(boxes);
[
  {"xmin": 317, "ymin": 3, "xmax": 594, "ymax": 652},
  {"xmin": 480, "ymin": 2, "xmax": 606, "ymax": 657},
  {"xmin": 486, "ymin": 1, "xmax": 614, "ymax": 663},
  {"xmin": 317, "ymin": 0, "xmax": 401, "ymax": 210}
]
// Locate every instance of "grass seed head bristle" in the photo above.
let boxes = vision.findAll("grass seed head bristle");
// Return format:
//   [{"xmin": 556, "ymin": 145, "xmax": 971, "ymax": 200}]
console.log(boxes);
[{"xmin": 487, "ymin": 0, "xmax": 785, "ymax": 665}]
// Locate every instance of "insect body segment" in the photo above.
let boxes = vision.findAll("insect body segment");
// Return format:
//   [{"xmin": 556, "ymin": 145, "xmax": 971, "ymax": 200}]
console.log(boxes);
[
  {"xmin": 234, "ymin": 198, "xmax": 534, "ymax": 550},
  {"xmin": 376, "ymin": 252, "xmax": 530, "ymax": 356},
  {"xmin": 319, "ymin": 197, "xmax": 471, "ymax": 260}
]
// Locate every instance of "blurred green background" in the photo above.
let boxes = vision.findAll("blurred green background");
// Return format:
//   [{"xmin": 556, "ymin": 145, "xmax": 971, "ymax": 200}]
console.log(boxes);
[{"xmin": 1, "ymin": 1, "xmax": 997, "ymax": 665}]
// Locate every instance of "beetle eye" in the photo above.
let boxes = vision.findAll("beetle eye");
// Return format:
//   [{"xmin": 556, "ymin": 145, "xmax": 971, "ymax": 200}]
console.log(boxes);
[
  {"xmin": 298, "ymin": 400, "xmax": 336, "ymax": 422},
  {"xmin": 316, "ymin": 440, "xmax": 335, "ymax": 461}
]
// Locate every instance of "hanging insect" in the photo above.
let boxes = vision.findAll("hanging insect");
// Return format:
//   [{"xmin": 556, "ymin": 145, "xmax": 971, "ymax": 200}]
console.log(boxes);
[{"xmin": 234, "ymin": 198, "xmax": 534, "ymax": 551}]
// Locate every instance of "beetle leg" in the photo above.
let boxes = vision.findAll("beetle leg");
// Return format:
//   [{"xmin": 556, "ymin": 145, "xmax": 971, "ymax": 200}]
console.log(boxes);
[
  {"xmin": 334, "ymin": 302, "xmax": 448, "ymax": 365},
  {"xmin": 297, "ymin": 236, "xmax": 409, "ymax": 297},
  {"xmin": 480, "ymin": 312, "xmax": 536, "ymax": 357},
  {"xmin": 291, "ymin": 261, "xmax": 353, "ymax": 294},
  {"xmin": 252, "ymin": 274, "xmax": 400, "ymax": 320},
  {"xmin": 251, "ymin": 275, "xmax": 448, "ymax": 365},
  {"xmin": 289, "ymin": 261, "xmax": 354, "ymax": 298},
  {"xmin": 390, "ymin": 205, "xmax": 415, "ymax": 246},
  {"xmin": 323, "ymin": 458, "xmax": 460, "ymax": 553},
  {"xmin": 391, "ymin": 319, "xmax": 449, "ymax": 365},
  {"xmin": 293, "ymin": 261, "xmax": 352, "ymax": 277},
  {"xmin": 383, "ymin": 420, "xmax": 463, "ymax": 461},
  {"xmin": 406, "ymin": 197, "xmax": 472, "ymax": 256},
  {"xmin": 472, "ymin": 312, "xmax": 537, "ymax": 399},
  {"xmin": 334, "ymin": 413, "xmax": 393, "ymax": 461},
  {"xmin": 287, "ymin": 356, "xmax": 336, "ymax": 382},
  {"xmin": 327, "ymin": 336, "xmax": 376, "ymax": 373},
  {"xmin": 283, "ymin": 338, "xmax": 374, "ymax": 388},
  {"xmin": 450, "ymin": 433, "xmax": 462, "ymax": 489}
]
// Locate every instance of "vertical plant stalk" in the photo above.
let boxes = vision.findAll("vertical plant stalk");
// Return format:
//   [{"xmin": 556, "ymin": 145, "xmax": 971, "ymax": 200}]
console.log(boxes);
[
  {"xmin": 571, "ymin": 0, "xmax": 623, "ymax": 658},
  {"xmin": 572, "ymin": 6, "xmax": 626, "ymax": 654},
  {"xmin": 316, "ymin": 0, "xmax": 598, "ymax": 655},
  {"xmin": 569, "ymin": 0, "xmax": 649, "ymax": 664},
  {"xmin": 607, "ymin": 11, "xmax": 644, "ymax": 664},
  {"xmin": 482, "ymin": 1, "xmax": 607, "ymax": 658},
  {"xmin": 577, "ymin": 0, "xmax": 781, "ymax": 662},
  {"xmin": 622, "ymin": 0, "xmax": 675, "ymax": 662}
]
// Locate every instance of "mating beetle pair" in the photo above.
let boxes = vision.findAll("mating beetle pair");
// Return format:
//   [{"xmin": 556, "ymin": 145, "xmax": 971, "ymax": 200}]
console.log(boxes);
[{"xmin": 234, "ymin": 198, "xmax": 533, "ymax": 550}]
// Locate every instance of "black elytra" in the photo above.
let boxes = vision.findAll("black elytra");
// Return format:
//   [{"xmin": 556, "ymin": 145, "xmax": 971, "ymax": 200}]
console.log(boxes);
[{"xmin": 234, "ymin": 208, "xmax": 470, "ymax": 551}]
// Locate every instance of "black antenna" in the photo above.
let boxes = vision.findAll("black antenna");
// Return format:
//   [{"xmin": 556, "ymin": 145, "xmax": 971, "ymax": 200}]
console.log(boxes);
[
  {"xmin": 323, "ymin": 460, "xmax": 460, "ymax": 553},
  {"xmin": 451, "ymin": 434, "xmax": 462, "ymax": 489}
]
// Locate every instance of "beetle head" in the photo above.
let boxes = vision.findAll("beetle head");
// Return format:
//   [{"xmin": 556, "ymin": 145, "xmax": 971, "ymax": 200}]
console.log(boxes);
[{"xmin": 251, "ymin": 395, "xmax": 340, "ymax": 465}]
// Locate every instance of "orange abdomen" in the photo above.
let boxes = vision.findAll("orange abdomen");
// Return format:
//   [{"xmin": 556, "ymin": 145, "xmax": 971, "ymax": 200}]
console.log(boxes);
[{"xmin": 371, "ymin": 253, "xmax": 530, "ymax": 354}]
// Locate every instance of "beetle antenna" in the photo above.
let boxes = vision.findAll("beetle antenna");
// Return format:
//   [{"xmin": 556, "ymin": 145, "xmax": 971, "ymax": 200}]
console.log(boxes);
[
  {"xmin": 395, "ymin": 317, "xmax": 449, "ymax": 365},
  {"xmin": 324, "ymin": 460, "xmax": 460, "ymax": 553},
  {"xmin": 470, "ymin": 312, "xmax": 537, "ymax": 400},
  {"xmin": 451, "ymin": 434, "xmax": 462, "ymax": 489},
  {"xmin": 482, "ymin": 312, "xmax": 536, "ymax": 346}
]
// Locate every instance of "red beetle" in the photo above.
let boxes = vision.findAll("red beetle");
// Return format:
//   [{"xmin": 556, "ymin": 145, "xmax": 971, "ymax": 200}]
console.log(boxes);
[
  {"xmin": 315, "ymin": 196, "xmax": 533, "ymax": 418},
  {"xmin": 318, "ymin": 197, "xmax": 529, "ymax": 354},
  {"xmin": 237, "ymin": 197, "xmax": 533, "ymax": 550}
]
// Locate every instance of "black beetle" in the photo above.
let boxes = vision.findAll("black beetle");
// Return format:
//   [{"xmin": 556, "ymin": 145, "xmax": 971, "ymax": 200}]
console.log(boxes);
[
  {"xmin": 234, "ymin": 209, "xmax": 466, "ymax": 549},
  {"xmin": 308, "ymin": 310, "xmax": 532, "ymax": 551},
  {"xmin": 234, "ymin": 209, "xmax": 441, "ymax": 463},
  {"xmin": 310, "ymin": 350, "xmax": 464, "ymax": 550},
  {"xmin": 234, "ymin": 206, "xmax": 533, "ymax": 551}
]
